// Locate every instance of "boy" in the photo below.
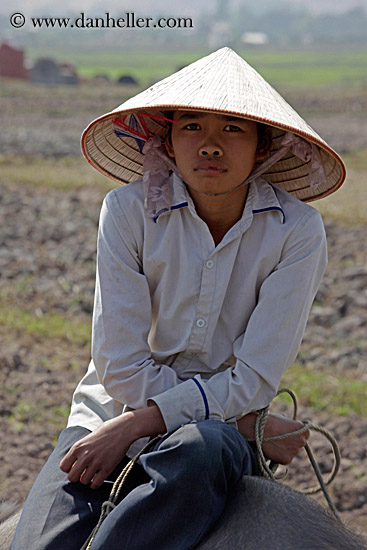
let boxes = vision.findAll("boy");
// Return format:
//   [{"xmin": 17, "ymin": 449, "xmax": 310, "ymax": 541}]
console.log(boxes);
[{"xmin": 11, "ymin": 47, "xmax": 345, "ymax": 550}]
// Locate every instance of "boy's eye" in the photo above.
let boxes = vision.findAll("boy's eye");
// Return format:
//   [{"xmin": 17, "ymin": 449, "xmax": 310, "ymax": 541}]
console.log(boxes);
[
  {"xmin": 183, "ymin": 123, "xmax": 200, "ymax": 130},
  {"xmin": 224, "ymin": 124, "xmax": 242, "ymax": 132}
]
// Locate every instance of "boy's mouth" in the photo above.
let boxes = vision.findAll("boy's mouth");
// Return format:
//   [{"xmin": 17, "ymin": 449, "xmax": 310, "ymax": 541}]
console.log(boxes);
[{"xmin": 194, "ymin": 161, "xmax": 226, "ymax": 176}]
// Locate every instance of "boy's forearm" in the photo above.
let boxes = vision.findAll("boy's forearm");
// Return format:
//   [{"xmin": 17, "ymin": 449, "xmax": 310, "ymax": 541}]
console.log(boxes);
[
  {"xmin": 236, "ymin": 412, "xmax": 258, "ymax": 439},
  {"xmin": 129, "ymin": 404, "xmax": 167, "ymax": 440}
]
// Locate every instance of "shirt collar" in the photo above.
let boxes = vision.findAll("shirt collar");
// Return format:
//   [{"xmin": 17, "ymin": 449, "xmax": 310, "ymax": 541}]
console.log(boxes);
[
  {"xmin": 153, "ymin": 175, "xmax": 285, "ymax": 225},
  {"xmin": 249, "ymin": 178, "xmax": 285, "ymax": 224},
  {"xmin": 153, "ymin": 174, "xmax": 190, "ymax": 222}
]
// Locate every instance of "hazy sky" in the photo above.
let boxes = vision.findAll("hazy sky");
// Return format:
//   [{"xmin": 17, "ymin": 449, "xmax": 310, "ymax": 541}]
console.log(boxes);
[{"xmin": 3, "ymin": 0, "xmax": 366, "ymax": 15}]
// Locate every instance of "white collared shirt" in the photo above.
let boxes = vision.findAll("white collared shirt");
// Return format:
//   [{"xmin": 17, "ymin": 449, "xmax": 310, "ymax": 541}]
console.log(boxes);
[{"xmin": 67, "ymin": 175, "xmax": 327, "ymax": 453}]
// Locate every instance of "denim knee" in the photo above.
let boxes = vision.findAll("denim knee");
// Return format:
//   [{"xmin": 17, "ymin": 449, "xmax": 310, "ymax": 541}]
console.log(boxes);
[
  {"xmin": 190, "ymin": 419, "xmax": 255, "ymax": 475},
  {"xmin": 150, "ymin": 419, "xmax": 255, "ymax": 481}
]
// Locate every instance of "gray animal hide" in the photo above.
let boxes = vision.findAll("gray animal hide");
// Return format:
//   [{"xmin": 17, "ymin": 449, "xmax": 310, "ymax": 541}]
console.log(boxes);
[{"xmin": 1, "ymin": 476, "xmax": 365, "ymax": 550}]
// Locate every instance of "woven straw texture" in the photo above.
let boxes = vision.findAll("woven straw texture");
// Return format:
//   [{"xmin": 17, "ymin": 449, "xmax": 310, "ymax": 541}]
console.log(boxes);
[{"xmin": 81, "ymin": 47, "xmax": 345, "ymax": 202}]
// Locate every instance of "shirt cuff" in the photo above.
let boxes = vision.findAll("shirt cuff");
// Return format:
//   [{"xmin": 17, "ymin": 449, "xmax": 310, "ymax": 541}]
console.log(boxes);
[{"xmin": 149, "ymin": 375, "xmax": 225, "ymax": 433}]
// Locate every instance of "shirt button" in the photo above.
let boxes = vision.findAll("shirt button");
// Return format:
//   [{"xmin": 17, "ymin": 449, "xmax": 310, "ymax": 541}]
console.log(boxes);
[
  {"xmin": 196, "ymin": 318, "xmax": 206, "ymax": 328},
  {"xmin": 206, "ymin": 260, "xmax": 214, "ymax": 269}
]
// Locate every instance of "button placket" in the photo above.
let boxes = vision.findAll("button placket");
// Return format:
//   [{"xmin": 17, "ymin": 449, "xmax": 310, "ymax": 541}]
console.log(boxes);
[{"xmin": 188, "ymin": 255, "xmax": 218, "ymax": 350}]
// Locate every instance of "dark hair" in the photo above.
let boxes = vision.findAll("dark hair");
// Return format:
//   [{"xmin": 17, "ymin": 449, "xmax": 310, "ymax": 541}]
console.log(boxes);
[
  {"xmin": 163, "ymin": 110, "xmax": 174, "ymax": 144},
  {"xmin": 256, "ymin": 122, "xmax": 272, "ymax": 157},
  {"xmin": 257, "ymin": 122, "xmax": 268, "ymax": 144}
]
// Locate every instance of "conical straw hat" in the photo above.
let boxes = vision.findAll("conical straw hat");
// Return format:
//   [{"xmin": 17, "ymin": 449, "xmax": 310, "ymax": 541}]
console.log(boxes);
[{"xmin": 81, "ymin": 47, "xmax": 345, "ymax": 202}]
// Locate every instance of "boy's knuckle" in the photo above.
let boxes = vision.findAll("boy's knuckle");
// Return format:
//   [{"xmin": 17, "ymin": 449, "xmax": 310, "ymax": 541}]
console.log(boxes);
[{"xmin": 82, "ymin": 447, "xmax": 94, "ymax": 459}]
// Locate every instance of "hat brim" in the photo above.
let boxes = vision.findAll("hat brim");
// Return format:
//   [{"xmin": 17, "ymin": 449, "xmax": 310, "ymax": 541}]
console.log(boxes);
[{"xmin": 82, "ymin": 104, "xmax": 345, "ymax": 203}]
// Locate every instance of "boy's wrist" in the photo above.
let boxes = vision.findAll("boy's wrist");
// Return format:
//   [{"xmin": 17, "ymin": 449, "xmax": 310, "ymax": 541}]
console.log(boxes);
[
  {"xmin": 236, "ymin": 411, "xmax": 258, "ymax": 439},
  {"xmin": 129, "ymin": 404, "xmax": 167, "ymax": 440}
]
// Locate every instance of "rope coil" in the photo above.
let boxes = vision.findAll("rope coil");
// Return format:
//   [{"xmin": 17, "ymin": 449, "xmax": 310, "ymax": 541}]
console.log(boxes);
[{"xmin": 251, "ymin": 388, "xmax": 341, "ymax": 520}]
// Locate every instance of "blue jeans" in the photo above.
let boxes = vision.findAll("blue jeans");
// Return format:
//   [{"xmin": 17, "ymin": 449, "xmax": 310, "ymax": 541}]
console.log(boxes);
[{"xmin": 11, "ymin": 420, "xmax": 257, "ymax": 550}]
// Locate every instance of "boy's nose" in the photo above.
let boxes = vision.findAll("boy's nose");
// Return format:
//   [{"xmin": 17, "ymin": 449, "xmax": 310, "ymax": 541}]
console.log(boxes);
[{"xmin": 199, "ymin": 144, "xmax": 223, "ymax": 157}]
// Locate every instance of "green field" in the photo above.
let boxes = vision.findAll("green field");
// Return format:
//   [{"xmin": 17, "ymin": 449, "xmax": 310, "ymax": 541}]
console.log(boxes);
[{"xmin": 26, "ymin": 49, "xmax": 367, "ymax": 89}]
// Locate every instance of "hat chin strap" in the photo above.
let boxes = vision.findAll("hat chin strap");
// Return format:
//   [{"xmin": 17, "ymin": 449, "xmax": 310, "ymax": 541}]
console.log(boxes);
[
  {"xmin": 142, "ymin": 135, "xmax": 183, "ymax": 218},
  {"xmin": 198, "ymin": 132, "xmax": 326, "ymax": 197}
]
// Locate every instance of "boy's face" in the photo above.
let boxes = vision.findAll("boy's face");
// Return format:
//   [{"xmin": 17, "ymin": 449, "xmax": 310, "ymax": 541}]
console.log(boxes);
[{"xmin": 165, "ymin": 111, "xmax": 259, "ymax": 196}]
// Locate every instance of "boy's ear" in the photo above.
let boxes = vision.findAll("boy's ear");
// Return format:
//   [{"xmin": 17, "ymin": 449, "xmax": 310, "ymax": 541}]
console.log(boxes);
[{"xmin": 164, "ymin": 135, "xmax": 175, "ymax": 158}]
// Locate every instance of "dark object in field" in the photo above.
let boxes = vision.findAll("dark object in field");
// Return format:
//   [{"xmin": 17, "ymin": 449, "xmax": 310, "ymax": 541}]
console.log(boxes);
[
  {"xmin": 117, "ymin": 74, "xmax": 139, "ymax": 85},
  {"xmin": 31, "ymin": 58, "xmax": 79, "ymax": 85}
]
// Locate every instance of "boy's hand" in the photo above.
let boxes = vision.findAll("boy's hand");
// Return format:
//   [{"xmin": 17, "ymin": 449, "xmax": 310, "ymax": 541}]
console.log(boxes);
[
  {"xmin": 60, "ymin": 405, "xmax": 166, "ymax": 489},
  {"xmin": 237, "ymin": 412, "xmax": 309, "ymax": 465},
  {"xmin": 60, "ymin": 414, "xmax": 137, "ymax": 489}
]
